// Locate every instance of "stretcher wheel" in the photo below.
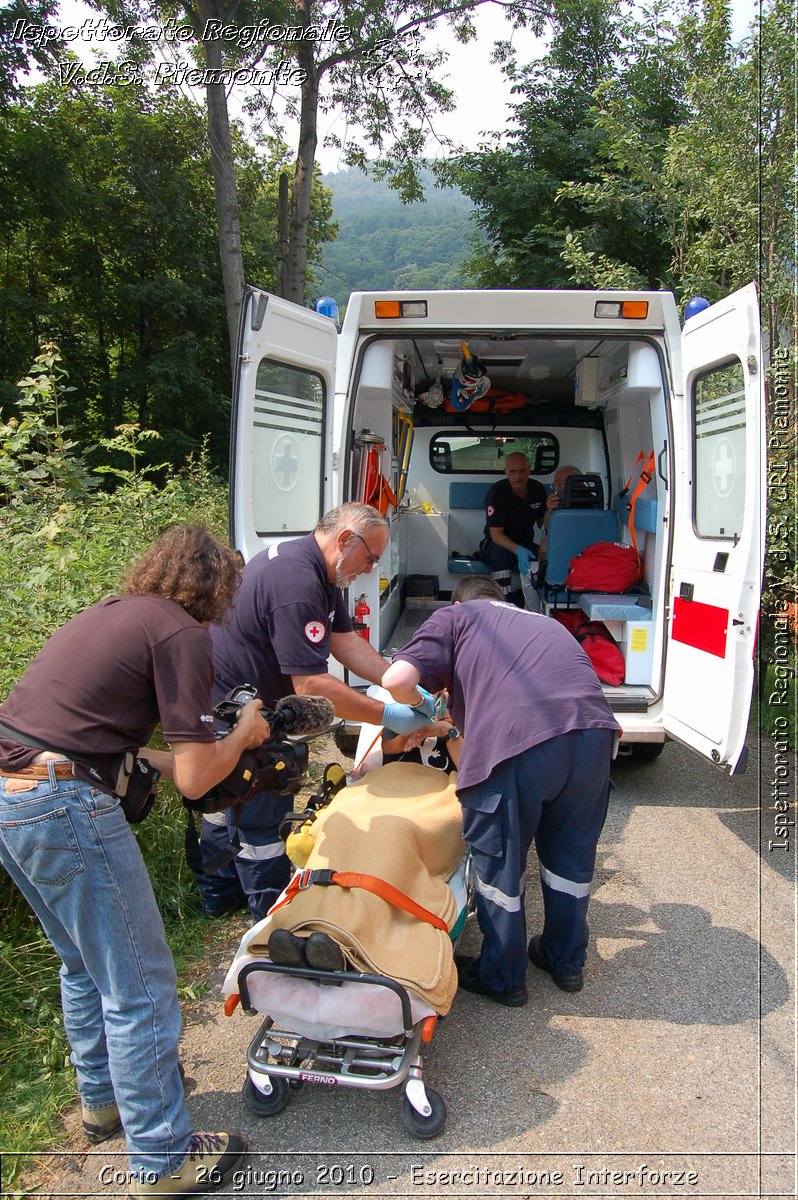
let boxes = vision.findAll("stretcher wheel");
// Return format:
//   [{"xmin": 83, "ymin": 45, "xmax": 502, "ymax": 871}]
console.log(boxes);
[
  {"xmin": 242, "ymin": 1073, "xmax": 289, "ymax": 1116},
  {"xmin": 400, "ymin": 1087, "xmax": 446, "ymax": 1139}
]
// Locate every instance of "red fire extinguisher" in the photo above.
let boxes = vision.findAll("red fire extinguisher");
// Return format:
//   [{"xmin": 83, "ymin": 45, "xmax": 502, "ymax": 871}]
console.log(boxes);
[{"xmin": 354, "ymin": 593, "xmax": 371, "ymax": 641}]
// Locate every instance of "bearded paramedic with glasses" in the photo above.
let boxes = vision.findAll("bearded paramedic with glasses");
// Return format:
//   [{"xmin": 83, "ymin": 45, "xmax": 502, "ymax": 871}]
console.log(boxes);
[{"xmin": 199, "ymin": 502, "xmax": 436, "ymax": 921}]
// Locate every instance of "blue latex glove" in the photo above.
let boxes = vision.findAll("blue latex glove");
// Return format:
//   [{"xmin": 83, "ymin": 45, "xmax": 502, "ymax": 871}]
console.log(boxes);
[
  {"xmin": 409, "ymin": 686, "xmax": 437, "ymax": 721},
  {"xmin": 515, "ymin": 545, "xmax": 535, "ymax": 575},
  {"xmin": 381, "ymin": 702, "xmax": 433, "ymax": 736}
]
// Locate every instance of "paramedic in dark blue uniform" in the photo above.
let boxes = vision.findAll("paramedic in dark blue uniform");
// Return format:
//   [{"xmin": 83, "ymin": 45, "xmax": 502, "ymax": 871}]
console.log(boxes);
[
  {"xmin": 479, "ymin": 452, "xmax": 547, "ymax": 602},
  {"xmin": 199, "ymin": 503, "xmax": 435, "ymax": 921},
  {"xmin": 381, "ymin": 575, "xmax": 619, "ymax": 1006}
]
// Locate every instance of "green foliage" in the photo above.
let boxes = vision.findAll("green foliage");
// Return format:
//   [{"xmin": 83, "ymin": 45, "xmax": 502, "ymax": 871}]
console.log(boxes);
[
  {"xmin": 444, "ymin": 0, "xmax": 685, "ymax": 289},
  {"xmin": 314, "ymin": 166, "xmax": 473, "ymax": 303},
  {"xmin": 0, "ymin": 343, "xmax": 96, "ymax": 511},
  {"xmin": 0, "ymin": 343, "xmax": 229, "ymax": 689},
  {"xmin": 0, "ymin": 81, "xmax": 336, "ymax": 477},
  {"xmin": 0, "ymin": 347, "xmax": 231, "ymax": 1186}
]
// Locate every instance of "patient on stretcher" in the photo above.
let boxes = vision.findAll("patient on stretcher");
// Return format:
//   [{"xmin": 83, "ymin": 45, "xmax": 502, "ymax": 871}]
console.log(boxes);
[{"xmin": 223, "ymin": 761, "xmax": 466, "ymax": 1017}]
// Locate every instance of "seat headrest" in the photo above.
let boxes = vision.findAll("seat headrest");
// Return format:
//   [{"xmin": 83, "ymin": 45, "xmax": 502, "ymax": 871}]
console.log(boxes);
[{"xmin": 563, "ymin": 474, "xmax": 604, "ymax": 509}]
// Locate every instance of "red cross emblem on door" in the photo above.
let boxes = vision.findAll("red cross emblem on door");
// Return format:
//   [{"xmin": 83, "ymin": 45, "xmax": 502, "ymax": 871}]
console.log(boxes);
[{"xmin": 304, "ymin": 620, "xmax": 325, "ymax": 644}]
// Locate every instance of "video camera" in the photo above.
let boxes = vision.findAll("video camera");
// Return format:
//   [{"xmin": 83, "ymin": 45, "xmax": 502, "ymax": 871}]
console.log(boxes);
[{"xmin": 183, "ymin": 684, "xmax": 335, "ymax": 815}]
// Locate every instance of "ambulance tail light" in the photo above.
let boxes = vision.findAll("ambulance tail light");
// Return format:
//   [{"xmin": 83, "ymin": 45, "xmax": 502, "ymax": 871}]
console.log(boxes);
[
  {"xmin": 594, "ymin": 300, "xmax": 649, "ymax": 319},
  {"xmin": 374, "ymin": 300, "xmax": 428, "ymax": 319}
]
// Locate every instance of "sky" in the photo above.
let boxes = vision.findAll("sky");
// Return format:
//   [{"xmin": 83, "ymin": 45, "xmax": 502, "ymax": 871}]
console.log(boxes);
[{"xmin": 30, "ymin": 1, "xmax": 760, "ymax": 173}]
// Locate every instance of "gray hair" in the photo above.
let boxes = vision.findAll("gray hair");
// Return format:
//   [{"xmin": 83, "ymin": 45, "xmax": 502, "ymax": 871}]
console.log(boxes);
[
  {"xmin": 315, "ymin": 503, "xmax": 389, "ymax": 537},
  {"xmin": 451, "ymin": 576, "xmax": 503, "ymax": 603}
]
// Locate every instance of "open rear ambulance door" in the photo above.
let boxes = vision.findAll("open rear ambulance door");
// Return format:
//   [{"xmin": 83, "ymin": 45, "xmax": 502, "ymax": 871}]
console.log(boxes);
[
  {"xmin": 230, "ymin": 287, "xmax": 338, "ymax": 561},
  {"xmin": 663, "ymin": 283, "xmax": 765, "ymax": 773}
]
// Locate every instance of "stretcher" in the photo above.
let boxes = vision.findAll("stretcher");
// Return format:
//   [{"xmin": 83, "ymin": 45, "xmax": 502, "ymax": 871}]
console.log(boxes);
[{"xmin": 221, "ymin": 762, "xmax": 473, "ymax": 1139}]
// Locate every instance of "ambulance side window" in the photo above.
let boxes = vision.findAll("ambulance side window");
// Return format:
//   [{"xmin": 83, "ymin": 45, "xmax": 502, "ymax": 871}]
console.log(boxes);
[
  {"xmin": 693, "ymin": 359, "xmax": 746, "ymax": 540},
  {"xmin": 252, "ymin": 358, "xmax": 325, "ymax": 536}
]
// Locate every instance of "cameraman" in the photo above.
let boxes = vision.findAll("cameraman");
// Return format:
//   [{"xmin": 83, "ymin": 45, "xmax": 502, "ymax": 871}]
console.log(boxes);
[
  {"xmin": 0, "ymin": 525, "xmax": 269, "ymax": 1198},
  {"xmin": 201, "ymin": 502, "xmax": 435, "ymax": 921}
]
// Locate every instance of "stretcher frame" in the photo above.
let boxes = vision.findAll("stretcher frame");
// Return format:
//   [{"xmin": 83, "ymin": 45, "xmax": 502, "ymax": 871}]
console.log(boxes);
[{"xmin": 233, "ymin": 851, "xmax": 475, "ymax": 1139}]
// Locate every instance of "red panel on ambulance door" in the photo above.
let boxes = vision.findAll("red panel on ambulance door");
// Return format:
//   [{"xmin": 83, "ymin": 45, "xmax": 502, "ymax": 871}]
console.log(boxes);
[{"xmin": 671, "ymin": 597, "xmax": 729, "ymax": 658}]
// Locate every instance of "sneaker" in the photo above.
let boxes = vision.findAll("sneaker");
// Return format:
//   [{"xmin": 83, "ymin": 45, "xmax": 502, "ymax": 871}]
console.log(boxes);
[
  {"xmin": 129, "ymin": 1131, "xmax": 247, "ymax": 1197},
  {"xmin": 454, "ymin": 954, "xmax": 528, "ymax": 1007},
  {"xmin": 305, "ymin": 931, "xmax": 347, "ymax": 972},
  {"xmin": 82, "ymin": 1102, "xmax": 123, "ymax": 1144},
  {"xmin": 527, "ymin": 936, "xmax": 584, "ymax": 992}
]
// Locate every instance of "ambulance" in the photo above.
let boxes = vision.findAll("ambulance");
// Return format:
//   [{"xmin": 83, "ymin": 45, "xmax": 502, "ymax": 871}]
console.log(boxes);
[{"xmin": 230, "ymin": 285, "xmax": 765, "ymax": 774}]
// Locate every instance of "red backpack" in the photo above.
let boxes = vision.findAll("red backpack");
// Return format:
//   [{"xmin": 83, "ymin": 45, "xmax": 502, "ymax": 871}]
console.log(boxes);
[
  {"xmin": 553, "ymin": 610, "xmax": 626, "ymax": 686},
  {"xmin": 565, "ymin": 541, "xmax": 641, "ymax": 594}
]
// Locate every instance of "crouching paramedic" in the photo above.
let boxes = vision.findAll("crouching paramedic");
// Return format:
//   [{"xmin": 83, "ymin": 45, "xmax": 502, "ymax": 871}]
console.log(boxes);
[
  {"xmin": 0, "ymin": 525, "xmax": 272, "ymax": 1198},
  {"xmin": 381, "ymin": 575, "xmax": 619, "ymax": 1007},
  {"xmin": 201, "ymin": 502, "xmax": 435, "ymax": 921}
]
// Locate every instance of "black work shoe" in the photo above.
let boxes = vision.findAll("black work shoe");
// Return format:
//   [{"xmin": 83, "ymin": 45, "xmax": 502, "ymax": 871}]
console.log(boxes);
[
  {"xmin": 527, "ymin": 936, "xmax": 584, "ymax": 992},
  {"xmin": 268, "ymin": 927, "xmax": 308, "ymax": 966},
  {"xmin": 454, "ymin": 954, "xmax": 528, "ymax": 1007},
  {"xmin": 129, "ymin": 1131, "xmax": 247, "ymax": 1196},
  {"xmin": 201, "ymin": 898, "xmax": 244, "ymax": 918},
  {"xmin": 82, "ymin": 1102, "xmax": 123, "ymax": 1144},
  {"xmin": 305, "ymin": 931, "xmax": 347, "ymax": 972}
]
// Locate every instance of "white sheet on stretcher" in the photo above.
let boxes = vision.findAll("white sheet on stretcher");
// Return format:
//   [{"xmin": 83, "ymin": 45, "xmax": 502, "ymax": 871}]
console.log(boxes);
[{"xmin": 222, "ymin": 858, "xmax": 469, "ymax": 1042}]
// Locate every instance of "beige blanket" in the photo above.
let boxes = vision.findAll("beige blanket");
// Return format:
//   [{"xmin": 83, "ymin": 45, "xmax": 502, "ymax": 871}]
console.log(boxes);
[{"xmin": 249, "ymin": 762, "xmax": 465, "ymax": 1014}]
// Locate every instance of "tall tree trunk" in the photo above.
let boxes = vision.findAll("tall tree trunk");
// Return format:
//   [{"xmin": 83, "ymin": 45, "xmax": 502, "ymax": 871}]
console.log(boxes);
[
  {"xmin": 196, "ymin": 0, "xmax": 245, "ymax": 372},
  {"xmin": 276, "ymin": 171, "xmax": 290, "ymax": 298},
  {"xmin": 285, "ymin": 0, "xmax": 318, "ymax": 305}
]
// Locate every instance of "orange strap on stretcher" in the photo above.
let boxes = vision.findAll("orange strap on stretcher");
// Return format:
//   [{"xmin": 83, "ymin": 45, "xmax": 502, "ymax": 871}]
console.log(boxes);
[
  {"xmin": 621, "ymin": 450, "xmax": 655, "ymax": 561},
  {"xmin": 269, "ymin": 867, "xmax": 450, "ymax": 932}
]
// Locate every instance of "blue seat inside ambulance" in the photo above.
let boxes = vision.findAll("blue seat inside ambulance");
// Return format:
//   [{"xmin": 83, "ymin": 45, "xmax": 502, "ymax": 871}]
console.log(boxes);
[
  {"xmin": 447, "ymin": 481, "xmax": 492, "ymax": 574},
  {"xmin": 539, "ymin": 508, "xmax": 620, "ymax": 601}
]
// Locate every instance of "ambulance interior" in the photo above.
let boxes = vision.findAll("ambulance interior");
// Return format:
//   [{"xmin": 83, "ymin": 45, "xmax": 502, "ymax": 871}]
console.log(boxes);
[{"xmin": 345, "ymin": 331, "xmax": 669, "ymax": 710}]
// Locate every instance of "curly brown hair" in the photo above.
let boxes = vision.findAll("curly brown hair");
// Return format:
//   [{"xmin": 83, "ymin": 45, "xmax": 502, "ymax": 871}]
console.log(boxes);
[{"xmin": 122, "ymin": 525, "xmax": 241, "ymax": 624}]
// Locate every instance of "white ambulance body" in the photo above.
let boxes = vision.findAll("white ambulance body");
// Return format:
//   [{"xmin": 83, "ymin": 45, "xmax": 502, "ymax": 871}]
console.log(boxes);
[{"xmin": 230, "ymin": 285, "xmax": 764, "ymax": 774}]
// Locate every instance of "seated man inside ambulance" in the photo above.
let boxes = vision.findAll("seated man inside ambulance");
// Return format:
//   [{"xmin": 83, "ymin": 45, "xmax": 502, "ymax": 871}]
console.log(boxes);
[
  {"xmin": 536, "ymin": 463, "xmax": 582, "ymax": 566},
  {"xmin": 478, "ymin": 451, "xmax": 547, "ymax": 604}
]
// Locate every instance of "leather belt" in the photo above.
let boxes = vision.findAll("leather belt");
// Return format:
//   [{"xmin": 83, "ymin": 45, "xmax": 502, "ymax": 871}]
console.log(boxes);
[{"xmin": 0, "ymin": 762, "xmax": 74, "ymax": 781}]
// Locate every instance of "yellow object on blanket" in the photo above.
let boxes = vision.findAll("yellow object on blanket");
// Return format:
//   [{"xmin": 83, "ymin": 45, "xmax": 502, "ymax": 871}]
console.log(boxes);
[
  {"xmin": 249, "ymin": 762, "xmax": 465, "ymax": 1014},
  {"xmin": 285, "ymin": 819, "xmax": 317, "ymax": 868}
]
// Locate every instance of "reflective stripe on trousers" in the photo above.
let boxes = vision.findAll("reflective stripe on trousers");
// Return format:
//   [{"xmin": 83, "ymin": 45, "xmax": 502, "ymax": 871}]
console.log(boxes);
[{"xmin": 458, "ymin": 727, "xmax": 614, "ymax": 990}]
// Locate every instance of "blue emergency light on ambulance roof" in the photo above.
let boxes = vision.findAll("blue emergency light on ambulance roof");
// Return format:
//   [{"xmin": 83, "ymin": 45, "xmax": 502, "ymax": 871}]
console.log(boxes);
[
  {"xmin": 315, "ymin": 296, "xmax": 340, "ymax": 323},
  {"xmin": 684, "ymin": 296, "xmax": 710, "ymax": 321}
]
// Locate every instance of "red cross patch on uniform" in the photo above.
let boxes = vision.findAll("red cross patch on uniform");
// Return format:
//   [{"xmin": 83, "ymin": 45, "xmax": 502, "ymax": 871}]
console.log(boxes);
[
  {"xmin": 486, "ymin": 504, "xmax": 495, "ymax": 517},
  {"xmin": 304, "ymin": 620, "xmax": 325, "ymax": 643}
]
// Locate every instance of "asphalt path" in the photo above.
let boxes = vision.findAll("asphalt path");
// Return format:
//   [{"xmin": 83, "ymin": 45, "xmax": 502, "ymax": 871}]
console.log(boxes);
[{"xmin": 26, "ymin": 731, "xmax": 797, "ymax": 1199}]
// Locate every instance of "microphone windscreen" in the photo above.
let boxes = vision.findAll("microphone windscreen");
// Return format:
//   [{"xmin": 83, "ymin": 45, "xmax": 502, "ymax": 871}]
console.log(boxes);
[{"xmin": 271, "ymin": 694, "xmax": 335, "ymax": 737}]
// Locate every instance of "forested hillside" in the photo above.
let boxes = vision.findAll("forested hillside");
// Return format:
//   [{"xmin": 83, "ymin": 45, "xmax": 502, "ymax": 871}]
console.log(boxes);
[{"xmin": 312, "ymin": 167, "xmax": 475, "ymax": 304}]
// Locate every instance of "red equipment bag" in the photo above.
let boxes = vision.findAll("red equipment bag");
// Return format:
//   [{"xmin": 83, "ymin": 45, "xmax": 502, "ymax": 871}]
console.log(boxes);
[
  {"xmin": 442, "ymin": 388, "xmax": 527, "ymax": 415},
  {"xmin": 574, "ymin": 620, "xmax": 625, "ymax": 686},
  {"xmin": 565, "ymin": 541, "xmax": 641, "ymax": 594},
  {"xmin": 551, "ymin": 609, "xmax": 584, "ymax": 635},
  {"xmin": 552, "ymin": 610, "xmax": 625, "ymax": 686}
]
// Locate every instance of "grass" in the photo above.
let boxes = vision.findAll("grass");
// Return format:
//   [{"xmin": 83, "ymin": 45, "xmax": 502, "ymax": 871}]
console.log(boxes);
[{"xmin": 751, "ymin": 662, "xmax": 797, "ymax": 752}]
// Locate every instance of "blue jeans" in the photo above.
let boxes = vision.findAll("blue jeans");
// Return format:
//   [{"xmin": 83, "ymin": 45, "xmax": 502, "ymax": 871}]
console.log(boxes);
[{"xmin": 0, "ymin": 766, "xmax": 192, "ymax": 1183}]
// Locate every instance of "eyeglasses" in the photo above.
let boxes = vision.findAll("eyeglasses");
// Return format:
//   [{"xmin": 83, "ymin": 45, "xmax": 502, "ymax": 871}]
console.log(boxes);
[{"xmin": 350, "ymin": 531, "xmax": 381, "ymax": 567}]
